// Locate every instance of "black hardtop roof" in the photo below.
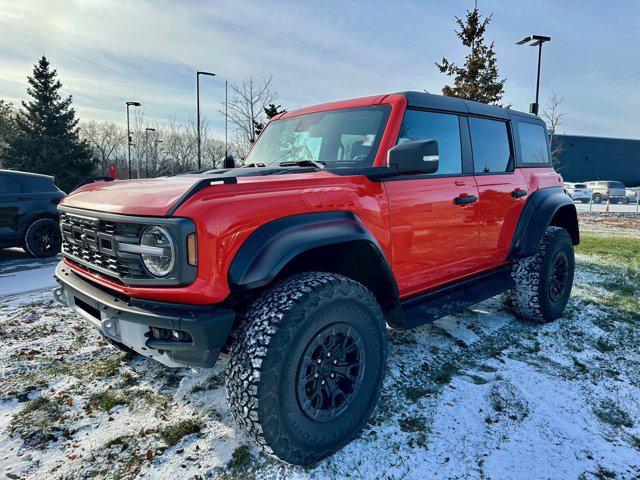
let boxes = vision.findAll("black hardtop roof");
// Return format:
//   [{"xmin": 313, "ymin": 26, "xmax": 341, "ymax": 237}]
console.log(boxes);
[
  {"xmin": 397, "ymin": 91, "xmax": 543, "ymax": 125},
  {"xmin": 0, "ymin": 169, "xmax": 55, "ymax": 181}
]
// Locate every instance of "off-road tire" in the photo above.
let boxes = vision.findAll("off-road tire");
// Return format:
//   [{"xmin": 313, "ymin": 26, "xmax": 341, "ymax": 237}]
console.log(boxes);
[
  {"xmin": 510, "ymin": 226, "xmax": 574, "ymax": 323},
  {"xmin": 24, "ymin": 217, "xmax": 62, "ymax": 258},
  {"xmin": 226, "ymin": 272, "xmax": 387, "ymax": 465}
]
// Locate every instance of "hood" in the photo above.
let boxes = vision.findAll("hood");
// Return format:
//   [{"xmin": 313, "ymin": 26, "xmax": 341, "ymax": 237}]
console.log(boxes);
[{"xmin": 61, "ymin": 166, "xmax": 322, "ymax": 216}]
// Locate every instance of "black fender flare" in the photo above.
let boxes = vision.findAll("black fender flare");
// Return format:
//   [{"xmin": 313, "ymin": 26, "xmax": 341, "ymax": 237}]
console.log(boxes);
[
  {"xmin": 228, "ymin": 211, "xmax": 399, "ymax": 297},
  {"xmin": 509, "ymin": 186, "xmax": 579, "ymax": 259}
]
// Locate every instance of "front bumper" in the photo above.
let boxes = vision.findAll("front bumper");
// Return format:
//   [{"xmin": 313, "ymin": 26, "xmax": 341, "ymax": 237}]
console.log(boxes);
[{"xmin": 53, "ymin": 262, "xmax": 235, "ymax": 368}]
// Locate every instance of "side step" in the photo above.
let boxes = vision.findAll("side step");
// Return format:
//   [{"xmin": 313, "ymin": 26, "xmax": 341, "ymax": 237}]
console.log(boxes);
[{"xmin": 400, "ymin": 265, "xmax": 515, "ymax": 329}]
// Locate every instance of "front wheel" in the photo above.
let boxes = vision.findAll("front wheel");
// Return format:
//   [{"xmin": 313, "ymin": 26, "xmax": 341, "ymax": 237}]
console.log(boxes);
[
  {"xmin": 24, "ymin": 218, "xmax": 62, "ymax": 258},
  {"xmin": 510, "ymin": 226, "xmax": 575, "ymax": 323},
  {"xmin": 621, "ymin": 197, "xmax": 629, "ymax": 205},
  {"xmin": 226, "ymin": 272, "xmax": 387, "ymax": 465},
  {"xmin": 593, "ymin": 194, "xmax": 602, "ymax": 203}
]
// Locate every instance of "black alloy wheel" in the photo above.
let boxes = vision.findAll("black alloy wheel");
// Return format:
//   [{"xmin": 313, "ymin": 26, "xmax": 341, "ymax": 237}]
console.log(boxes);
[{"xmin": 296, "ymin": 323, "xmax": 366, "ymax": 422}]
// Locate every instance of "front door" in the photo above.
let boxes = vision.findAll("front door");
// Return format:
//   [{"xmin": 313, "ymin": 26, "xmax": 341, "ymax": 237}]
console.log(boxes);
[{"xmin": 384, "ymin": 110, "xmax": 479, "ymax": 298}]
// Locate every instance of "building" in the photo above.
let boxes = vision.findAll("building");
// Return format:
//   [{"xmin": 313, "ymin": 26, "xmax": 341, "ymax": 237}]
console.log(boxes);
[{"xmin": 552, "ymin": 134, "xmax": 640, "ymax": 187}]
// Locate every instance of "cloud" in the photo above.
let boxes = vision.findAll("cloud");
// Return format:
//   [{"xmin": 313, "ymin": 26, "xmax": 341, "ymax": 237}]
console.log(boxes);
[{"xmin": 0, "ymin": 0, "xmax": 637, "ymax": 138}]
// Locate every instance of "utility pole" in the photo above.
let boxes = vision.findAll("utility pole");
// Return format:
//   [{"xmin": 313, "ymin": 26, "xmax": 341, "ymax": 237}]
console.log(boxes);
[
  {"xmin": 196, "ymin": 70, "xmax": 216, "ymax": 170},
  {"xmin": 125, "ymin": 101, "xmax": 141, "ymax": 178},
  {"xmin": 516, "ymin": 35, "xmax": 551, "ymax": 116}
]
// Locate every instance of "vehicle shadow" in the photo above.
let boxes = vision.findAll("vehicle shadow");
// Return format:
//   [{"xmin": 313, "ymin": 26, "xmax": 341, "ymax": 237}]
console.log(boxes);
[{"xmin": 0, "ymin": 248, "xmax": 60, "ymax": 271}]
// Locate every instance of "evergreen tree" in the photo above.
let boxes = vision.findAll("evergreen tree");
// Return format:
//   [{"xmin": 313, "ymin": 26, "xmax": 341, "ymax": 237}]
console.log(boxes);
[
  {"xmin": 0, "ymin": 100, "xmax": 17, "ymax": 164},
  {"xmin": 5, "ymin": 56, "xmax": 94, "ymax": 191},
  {"xmin": 253, "ymin": 103, "xmax": 287, "ymax": 139},
  {"xmin": 436, "ymin": 4, "xmax": 506, "ymax": 106}
]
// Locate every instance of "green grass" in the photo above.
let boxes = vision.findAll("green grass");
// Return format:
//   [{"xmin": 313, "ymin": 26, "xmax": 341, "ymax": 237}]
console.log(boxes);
[
  {"xmin": 576, "ymin": 235, "xmax": 640, "ymax": 273},
  {"xmin": 88, "ymin": 391, "xmax": 128, "ymax": 412},
  {"xmin": 10, "ymin": 396, "xmax": 63, "ymax": 447},
  {"xmin": 159, "ymin": 419, "xmax": 203, "ymax": 446},
  {"xmin": 190, "ymin": 371, "xmax": 226, "ymax": 393},
  {"xmin": 594, "ymin": 400, "xmax": 633, "ymax": 428}
]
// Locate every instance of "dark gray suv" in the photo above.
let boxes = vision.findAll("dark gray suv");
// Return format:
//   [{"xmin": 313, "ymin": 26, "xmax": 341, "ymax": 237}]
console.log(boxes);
[{"xmin": 0, "ymin": 169, "xmax": 65, "ymax": 257}]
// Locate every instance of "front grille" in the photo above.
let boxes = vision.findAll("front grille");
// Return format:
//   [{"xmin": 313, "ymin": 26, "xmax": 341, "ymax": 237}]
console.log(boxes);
[{"xmin": 60, "ymin": 212, "xmax": 149, "ymax": 281}]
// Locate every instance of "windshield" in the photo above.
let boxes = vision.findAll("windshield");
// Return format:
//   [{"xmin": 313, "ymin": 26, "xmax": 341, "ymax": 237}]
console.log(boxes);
[{"xmin": 245, "ymin": 105, "xmax": 390, "ymax": 168}]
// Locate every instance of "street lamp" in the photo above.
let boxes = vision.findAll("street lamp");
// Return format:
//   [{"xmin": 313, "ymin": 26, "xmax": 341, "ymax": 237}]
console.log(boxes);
[
  {"xmin": 144, "ymin": 127, "xmax": 156, "ymax": 178},
  {"xmin": 126, "ymin": 101, "xmax": 141, "ymax": 179},
  {"xmin": 196, "ymin": 70, "xmax": 216, "ymax": 170},
  {"xmin": 516, "ymin": 35, "xmax": 551, "ymax": 116}
]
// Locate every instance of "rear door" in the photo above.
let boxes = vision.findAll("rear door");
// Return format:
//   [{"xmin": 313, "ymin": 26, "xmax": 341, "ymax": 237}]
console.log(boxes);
[
  {"xmin": 469, "ymin": 117, "xmax": 528, "ymax": 269},
  {"xmin": 384, "ymin": 109, "xmax": 479, "ymax": 297}
]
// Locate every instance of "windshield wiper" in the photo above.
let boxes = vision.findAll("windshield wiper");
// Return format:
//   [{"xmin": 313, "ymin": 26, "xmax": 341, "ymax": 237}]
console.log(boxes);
[{"xmin": 277, "ymin": 160, "xmax": 325, "ymax": 169}]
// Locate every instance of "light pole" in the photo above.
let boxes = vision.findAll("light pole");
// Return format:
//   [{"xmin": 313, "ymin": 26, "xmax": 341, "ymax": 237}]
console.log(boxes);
[
  {"xmin": 196, "ymin": 70, "xmax": 216, "ymax": 170},
  {"xmin": 126, "ymin": 101, "xmax": 141, "ymax": 178},
  {"xmin": 145, "ymin": 127, "xmax": 156, "ymax": 178},
  {"xmin": 516, "ymin": 35, "xmax": 551, "ymax": 115}
]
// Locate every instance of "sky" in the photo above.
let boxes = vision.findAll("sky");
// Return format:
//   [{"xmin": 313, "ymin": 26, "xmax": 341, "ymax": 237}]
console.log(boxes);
[{"xmin": 1, "ymin": 0, "xmax": 639, "ymax": 139}]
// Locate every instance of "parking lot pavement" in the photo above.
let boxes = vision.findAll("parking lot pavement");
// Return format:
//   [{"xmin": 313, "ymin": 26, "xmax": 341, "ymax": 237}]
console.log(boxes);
[
  {"xmin": 575, "ymin": 202, "xmax": 640, "ymax": 213},
  {"xmin": 0, "ymin": 248, "xmax": 60, "ymax": 297}
]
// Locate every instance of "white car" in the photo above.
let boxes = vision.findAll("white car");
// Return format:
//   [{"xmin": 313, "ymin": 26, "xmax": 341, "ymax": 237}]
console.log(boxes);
[
  {"xmin": 563, "ymin": 182, "xmax": 592, "ymax": 203},
  {"xmin": 625, "ymin": 188, "xmax": 639, "ymax": 204}
]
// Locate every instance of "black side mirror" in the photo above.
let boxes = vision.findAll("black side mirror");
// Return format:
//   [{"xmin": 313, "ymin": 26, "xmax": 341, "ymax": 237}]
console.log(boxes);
[
  {"xmin": 223, "ymin": 154, "xmax": 236, "ymax": 169},
  {"xmin": 388, "ymin": 140, "xmax": 439, "ymax": 175}
]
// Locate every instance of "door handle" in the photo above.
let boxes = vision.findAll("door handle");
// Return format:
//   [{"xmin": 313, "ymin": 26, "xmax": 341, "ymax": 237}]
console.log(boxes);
[
  {"xmin": 454, "ymin": 194, "xmax": 478, "ymax": 205},
  {"xmin": 511, "ymin": 189, "xmax": 528, "ymax": 198}
]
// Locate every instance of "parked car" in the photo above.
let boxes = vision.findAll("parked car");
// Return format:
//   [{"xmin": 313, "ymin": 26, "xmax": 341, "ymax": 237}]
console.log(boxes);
[
  {"xmin": 53, "ymin": 91, "xmax": 579, "ymax": 465},
  {"xmin": 625, "ymin": 187, "xmax": 639, "ymax": 204},
  {"xmin": 0, "ymin": 170, "xmax": 65, "ymax": 257},
  {"xmin": 563, "ymin": 182, "xmax": 592, "ymax": 203},
  {"xmin": 586, "ymin": 180, "xmax": 627, "ymax": 203}
]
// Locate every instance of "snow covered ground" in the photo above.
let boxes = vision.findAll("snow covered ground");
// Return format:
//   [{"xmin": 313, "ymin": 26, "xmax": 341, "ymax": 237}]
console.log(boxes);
[
  {"xmin": 0, "ymin": 249, "xmax": 59, "ymax": 296},
  {"xmin": 0, "ymin": 221, "xmax": 639, "ymax": 480}
]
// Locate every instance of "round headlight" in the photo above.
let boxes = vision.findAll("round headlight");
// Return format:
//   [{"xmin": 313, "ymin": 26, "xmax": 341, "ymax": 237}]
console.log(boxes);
[{"xmin": 140, "ymin": 226, "xmax": 176, "ymax": 277}]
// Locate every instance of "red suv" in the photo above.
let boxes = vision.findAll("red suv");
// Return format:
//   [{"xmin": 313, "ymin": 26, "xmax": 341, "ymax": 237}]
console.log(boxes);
[{"xmin": 53, "ymin": 92, "xmax": 579, "ymax": 464}]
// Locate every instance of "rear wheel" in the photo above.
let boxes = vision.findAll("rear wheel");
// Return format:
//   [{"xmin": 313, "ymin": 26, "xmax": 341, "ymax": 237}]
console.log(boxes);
[
  {"xmin": 510, "ymin": 226, "xmax": 574, "ymax": 323},
  {"xmin": 621, "ymin": 196, "xmax": 629, "ymax": 205},
  {"xmin": 610, "ymin": 198, "xmax": 619, "ymax": 204},
  {"xmin": 226, "ymin": 272, "xmax": 387, "ymax": 465},
  {"xmin": 24, "ymin": 218, "xmax": 61, "ymax": 258},
  {"xmin": 592, "ymin": 194, "xmax": 602, "ymax": 203}
]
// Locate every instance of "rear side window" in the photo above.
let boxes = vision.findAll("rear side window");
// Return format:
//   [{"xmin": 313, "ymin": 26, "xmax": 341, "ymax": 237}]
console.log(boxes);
[
  {"xmin": 397, "ymin": 110, "xmax": 462, "ymax": 175},
  {"xmin": 608, "ymin": 181, "xmax": 625, "ymax": 189},
  {"xmin": 469, "ymin": 117, "xmax": 512, "ymax": 173},
  {"xmin": 18, "ymin": 176, "xmax": 56, "ymax": 193},
  {"xmin": 518, "ymin": 122, "xmax": 550, "ymax": 164},
  {"xmin": 0, "ymin": 174, "xmax": 21, "ymax": 194}
]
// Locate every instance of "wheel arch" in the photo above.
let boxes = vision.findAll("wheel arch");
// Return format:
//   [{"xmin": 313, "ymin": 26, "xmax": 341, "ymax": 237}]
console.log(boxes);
[
  {"xmin": 228, "ymin": 211, "xmax": 402, "ymax": 325},
  {"xmin": 510, "ymin": 186, "xmax": 579, "ymax": 260}
]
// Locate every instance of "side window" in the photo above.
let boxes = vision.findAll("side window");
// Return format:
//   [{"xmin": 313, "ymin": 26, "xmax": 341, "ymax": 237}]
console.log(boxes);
[
  {"xmin": 19, "ymin": 176, "xmax": 56, "ymax": 193},
  {"xmin": 518, "ymin": 122, "xmax": 550, "ymax": 164},
  {"xmin": 469, "ymin": 117, "xmax": 512, "ymax": 174},
  {"xmin": 397, "ymin": 110, "xmax": 462, "ymax": 175},
  {"xmin": 0, "ymin": 175, "xmax": 21, "ymax": 194}
]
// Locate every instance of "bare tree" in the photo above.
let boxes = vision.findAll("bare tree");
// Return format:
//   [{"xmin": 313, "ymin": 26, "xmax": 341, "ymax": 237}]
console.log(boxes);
[
  {"xmin": 81, "ymin": 120, "xmax": 125, "ymax": 175},
  {"xmin": 223, "ymin": 76, "xmax": 278, "ymax": 149},
  {"xmin": 542, "ymin": 92, "xmax": 566, "ymax": 168}
]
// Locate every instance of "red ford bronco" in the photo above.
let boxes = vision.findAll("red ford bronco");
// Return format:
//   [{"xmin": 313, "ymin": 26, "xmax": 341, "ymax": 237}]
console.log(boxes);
[{"xmin": 54, "ymin": 92, "xmax": 579, "ymax": 464}]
